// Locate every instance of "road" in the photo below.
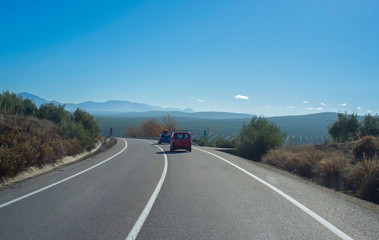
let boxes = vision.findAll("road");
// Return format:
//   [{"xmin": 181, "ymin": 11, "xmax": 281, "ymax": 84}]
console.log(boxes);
[{"xmin": 0, "ymin": 138, "xmax": 378, "ymax": 239}]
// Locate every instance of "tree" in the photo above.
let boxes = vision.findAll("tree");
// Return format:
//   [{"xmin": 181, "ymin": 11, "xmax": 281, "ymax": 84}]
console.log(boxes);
[
  {"xmin": 162, "ymin": 113, "xmax": 177, "ymax": 133},
  {"xmin": 234, "ymin": 116, "xmax": 285, "ymax": 161},
  {"xmin": 72, "ymin": 109, "xmax": 100, "ymax": 149},
  {"xmin": 0, "ymin": 90, "xmax": 24, "ymax": 115},
  {"xmin": 328, "ymin": 112, "xmax": 360, "ymax": 142},
  {"xmin": 360, "ymin": 114, "xmax": 379, "ymax": 137},
  {"xmin": 23, "ymin": 99, "xmax": 37, "ymax": 116},
  {"xmin": 37, "ymin": 103, "xmax": 68, "ymax": 124},
  {"xmin": 139, "ymin": 118, "xmax": 164, "ymax": 137}
]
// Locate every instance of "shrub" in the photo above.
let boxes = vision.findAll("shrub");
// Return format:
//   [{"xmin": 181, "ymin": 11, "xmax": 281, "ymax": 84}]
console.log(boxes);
[
  {"xmin": 262, "ymin": 138, "xmax": 379, "ymax": 204},
  {"xmin": 263, "ymin": 146, "xmax": 324, "ymax": 178},
  {"xmin": 262, "ymin": 149, "xmax": 290, "ymax": 168},
  {"xmin": 0, "ymin": 113, "xmax": 99, "ymax": 179},
  {"xmin": 359, "ymin": 160, "xmax": 379, "ymax": 203},
  {"xmin": 345, "ymin": 160, "xmax": 379, "ymax": 203},
  {"xmin": 235, "ymin": 116, "xmax": 285, "ymax": 161},
  {"xmin": 353, "ymin": 136, "xmax": 378, "ymax": 161},
  {"xmin": 314, "ymin": 154, "xmax": 348, "ymax": 190},
  {"xmin": 192, "ymin": 137, "xmax": 214, "ymax": 147},
  {"xmin": 0, "ymin": 91, "xmax": 101, "ymax": 179},
  {"xmin": 287, "ymin": 149, "xmax": 325, "ymax": 178},
  {"xmin": 214, "ymin": 137, "xmax": 234, "ymax": 148}
]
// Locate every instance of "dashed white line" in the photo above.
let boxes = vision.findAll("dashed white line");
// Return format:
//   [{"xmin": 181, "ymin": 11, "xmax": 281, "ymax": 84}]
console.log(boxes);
[
  {"xmin": 195, "ymin": 147, "xmax": 354, "ymax": 240},
  {"xmin": 0, "ymin": 139, "xmax": 128, "ymax": 209}
]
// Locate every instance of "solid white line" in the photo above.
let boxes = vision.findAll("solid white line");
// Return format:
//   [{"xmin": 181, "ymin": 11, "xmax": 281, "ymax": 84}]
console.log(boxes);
[
  {"xmin": 195, "ymin": 147, "xmax": 354, "ymax": 240},
  {"xmin": 125, "ymin": 142, "xmax": 168, "ymax": 240},
  {"xmin": 0, "ymin": 139, "xmax": 128, "ymax": 209}
]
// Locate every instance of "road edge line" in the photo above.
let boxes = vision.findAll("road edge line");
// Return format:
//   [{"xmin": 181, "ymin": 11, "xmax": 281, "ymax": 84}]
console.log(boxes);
[
  {"xmin": 0, "ymin": 139, "xmax": 128, "ymax": 209},
  {"xmin": 195, "ymin": 147, "xmax": 354, "ymax": 240}
]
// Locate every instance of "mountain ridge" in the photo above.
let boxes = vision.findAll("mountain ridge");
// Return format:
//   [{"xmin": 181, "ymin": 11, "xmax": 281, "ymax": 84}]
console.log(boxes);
[
  {"xmin": 19, "ymin": 92, "xmax": 254, "ymax": 119},
  {"xmin": 19, "ymin": 92, "xmax": 195, "ymax": 114}
]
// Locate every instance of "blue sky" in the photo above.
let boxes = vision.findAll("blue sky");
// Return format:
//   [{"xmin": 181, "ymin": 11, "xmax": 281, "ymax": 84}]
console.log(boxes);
[{"xmin": 1, "ymin": 0, "xmax": 378, "ymax": 116}]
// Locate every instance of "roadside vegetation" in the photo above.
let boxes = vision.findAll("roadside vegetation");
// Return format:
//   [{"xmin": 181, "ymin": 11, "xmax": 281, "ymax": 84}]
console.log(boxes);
[
  {"xmin": 263, "ymin": 113, "xmax": 379, "ymax": 204},
  {"xmin": 193, "ymin": 136, "xmax": 235, "ymax": 148},
  {"xmin": 193, "ymin": 113, "xmax": 379, "ymax": 204},
  {"xmin": 124, "ymin": 114, "xmax": 178, "ymax": 138},
  {"xmin": 194, "ymin": 116, "xmax": 285, "ymax": 159},
  {"xmin": 0, "ymin": 91, "xmax": 100, "ymax": 179}
]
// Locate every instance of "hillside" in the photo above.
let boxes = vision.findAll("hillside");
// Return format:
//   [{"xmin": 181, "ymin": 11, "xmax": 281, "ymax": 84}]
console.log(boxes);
[{"xmin": 96, "ymin": 112, "xmax": 343, "ymax": 145}]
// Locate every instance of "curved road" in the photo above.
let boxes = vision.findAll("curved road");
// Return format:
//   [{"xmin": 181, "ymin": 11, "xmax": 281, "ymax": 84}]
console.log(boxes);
[{"xmin": 0, "ymin": 138, "xmax": 378, "ymax": 239}]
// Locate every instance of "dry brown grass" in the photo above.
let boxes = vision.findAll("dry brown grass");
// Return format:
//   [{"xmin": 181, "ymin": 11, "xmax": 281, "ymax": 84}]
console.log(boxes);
[
  {"xmin": 262, "ymin": 139, "xmax": 379, "ymax": 204},
  {"xmin": 353, "ymin": 136, "xmax": 379, "ymax": 161}
]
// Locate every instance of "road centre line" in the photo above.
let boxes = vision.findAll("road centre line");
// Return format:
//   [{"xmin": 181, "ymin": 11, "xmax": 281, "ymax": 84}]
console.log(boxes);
[
  {"xmin": 125, "ymin": 141, "xmax": 168, "ymax": 240},
  {"xmin": 195, "ymin": 147, "xmax": 354, "ymax": 240},
  {"xmin": 0, "ymin": 139, "xmax": 128, "ymax": 209}
]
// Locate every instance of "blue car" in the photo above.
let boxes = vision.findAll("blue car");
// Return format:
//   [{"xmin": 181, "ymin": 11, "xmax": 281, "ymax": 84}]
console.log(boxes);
[{"xmin": 158, "ymin": 130, "xmax": 171, "ymax": 144}]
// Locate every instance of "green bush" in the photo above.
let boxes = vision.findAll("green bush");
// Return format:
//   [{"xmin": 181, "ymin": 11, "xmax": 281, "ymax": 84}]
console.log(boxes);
[
  {"xmin": 360, "ymin": 114, "xmax": 379, "ymax": 137},
  {"xmin": 235, "ymin": 116, "xmax": 285, "ymax": 161},
  {"xmin": 328, "ymin": 112, "xmax": 360, "ymax": 142}
]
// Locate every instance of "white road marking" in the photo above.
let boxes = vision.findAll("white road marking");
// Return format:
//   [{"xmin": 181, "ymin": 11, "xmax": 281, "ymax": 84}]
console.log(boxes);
[
  {"xmin": 0, "ymin": 139, "xmax": 128, "ymax": 209},
  {"xmin": 126, "ymin": 141, "xmax": 168, "ymax": 240},
  {"xmin": 195, "ymin": 147, "xmax": 354, "ymax": 240}
]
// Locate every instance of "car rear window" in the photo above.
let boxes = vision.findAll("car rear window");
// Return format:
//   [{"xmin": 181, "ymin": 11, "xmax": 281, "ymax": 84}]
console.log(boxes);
[{"xmin": 174, "ymin": 133, "xmax": 190, "ymax": 139}]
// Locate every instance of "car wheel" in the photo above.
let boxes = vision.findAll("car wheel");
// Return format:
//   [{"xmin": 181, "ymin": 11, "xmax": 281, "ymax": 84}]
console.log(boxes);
[
  {"xmin": 158, "ymin": 141, "xmax": 161, "ymax": 144},
  {"xmin": 188, "ymin": 147, "xmax": 191, "ymax": 152},
  {"xmin": 170, "ymin": 146, "xmax": 174, "ymax": 152}
]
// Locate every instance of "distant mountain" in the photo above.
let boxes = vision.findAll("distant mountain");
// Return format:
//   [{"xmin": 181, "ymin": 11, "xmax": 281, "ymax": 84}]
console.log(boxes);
[
  {"xmin": 99, "ymin": 111, "xmax": 254, "ymax": 119},
  {"xmin": 18, "ymin": 92, "xmax": 252, "ymax": 118},
  {"xmin": 64, "ymin": 101, "xmax": 186, "ymax": 113},
  {"xmin": 19, "ymin": 92, "xmax": 193, "ymax": 113},
  {"xmin": 19, "ymin": 92, "xmax": 60, "ymax": 106}
]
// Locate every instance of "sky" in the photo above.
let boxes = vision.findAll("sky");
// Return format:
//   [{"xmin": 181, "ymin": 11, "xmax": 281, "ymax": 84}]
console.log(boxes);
[{"xmin": 1, "ymin": 0, "xmax": 378, "ymax": 116}]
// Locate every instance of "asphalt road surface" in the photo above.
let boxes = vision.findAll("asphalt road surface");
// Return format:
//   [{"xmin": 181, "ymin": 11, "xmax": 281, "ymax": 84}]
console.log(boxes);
[{"xmin": 0, "ymin": 138, "xmax": 378, "ymax": 240}]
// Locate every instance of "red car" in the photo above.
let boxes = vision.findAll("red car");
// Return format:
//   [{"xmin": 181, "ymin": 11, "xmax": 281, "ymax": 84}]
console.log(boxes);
[{"xmin": 170, "ymin": 130, "xmax": 192, "ymax": 152}]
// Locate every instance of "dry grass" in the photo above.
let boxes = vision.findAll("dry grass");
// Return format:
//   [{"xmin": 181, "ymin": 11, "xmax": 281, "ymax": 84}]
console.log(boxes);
[
  {"xmin": 262, "ymin": 139, "xmax": 379, "ymax": 204},
  {"xmin": 353, "ymin": 136, "xmax": 379, "ymax": 160}
]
